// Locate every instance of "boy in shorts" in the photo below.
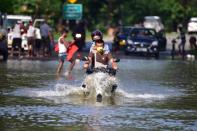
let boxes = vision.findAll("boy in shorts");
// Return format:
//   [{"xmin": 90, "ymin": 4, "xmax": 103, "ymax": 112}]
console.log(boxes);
[{"xmin": 56, "ymin": 28, "xmax": 78, "ymax": 78}]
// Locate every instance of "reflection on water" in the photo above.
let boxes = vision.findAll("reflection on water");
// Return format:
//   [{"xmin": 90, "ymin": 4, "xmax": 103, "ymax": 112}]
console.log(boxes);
[{"xmin": 0, "ymin": 59, "xmax": 197, "ymax": 130}]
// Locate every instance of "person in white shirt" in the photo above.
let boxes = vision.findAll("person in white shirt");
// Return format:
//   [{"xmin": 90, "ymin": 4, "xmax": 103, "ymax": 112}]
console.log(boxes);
[
  {"xmin": 56, "ymin": 28, "xmax": 79, "ymax": 79},
  {"xmin": 27, "ymin": 21, "xmax": 36, "ymax": 57},
  {"xmin": 11, "ymin": 22, "xmax": 22, "ymax": 57},
  {"xmin": 57, "ymin": 29, "xmax": 72, "ymax": 75},
  {"xmin": 7, "ymin": 28, "xmax": 13, "ymax": 48},
  {"xmin": 35, "ymin": 26, "xmax": 42, "ymax": 57}
]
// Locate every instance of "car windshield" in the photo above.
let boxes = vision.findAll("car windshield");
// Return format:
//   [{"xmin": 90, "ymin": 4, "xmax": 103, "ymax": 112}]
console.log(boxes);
[
  {"xmin": 130, "ymin": 29, "xmax": 156, "ymax": 37},
  {"xmin": 6, "ymin": 19, "xmax": 18, "ymax": 28},
  {"xmin": 145, "ymin": 19, "xmax": 159, "ymax": 22},
  {"xmin": 4, "ymin": 19, "xmax": 30, "ymax": 28},
  {"xmin": 34, "ymin": 21, "xmax": 42, "ymax": 28}
]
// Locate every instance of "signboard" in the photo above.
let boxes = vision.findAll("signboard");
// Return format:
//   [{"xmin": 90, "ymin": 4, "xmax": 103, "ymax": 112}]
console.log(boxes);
[
  {"xmin": 68, "ymin": 0, "xmax": 77, "ymax": 4},
  {"xmin": 63, "ymin": 4, "xmax": 82, "ymax": 20}
]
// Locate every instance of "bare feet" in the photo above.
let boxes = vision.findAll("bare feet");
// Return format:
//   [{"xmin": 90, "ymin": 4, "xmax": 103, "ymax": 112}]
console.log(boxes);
[{"xmin": 64, "ymin": 71, "xmax": 74, "ymax": 80}]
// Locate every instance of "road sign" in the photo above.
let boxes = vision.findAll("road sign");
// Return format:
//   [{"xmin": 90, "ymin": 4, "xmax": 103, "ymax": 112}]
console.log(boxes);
[
  {"xmin": 68, "ymin": 0, "xmax": 77, "ymax": 4},
  {"xmin": 63, "ymin": 4, "xmax": 82, "ymax": 20}
]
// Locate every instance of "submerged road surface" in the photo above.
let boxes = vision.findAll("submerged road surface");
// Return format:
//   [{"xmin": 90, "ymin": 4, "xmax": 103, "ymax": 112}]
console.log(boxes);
[{"xmin": 0, "ymin": 58, "xmax": 197, "ymax": 130}]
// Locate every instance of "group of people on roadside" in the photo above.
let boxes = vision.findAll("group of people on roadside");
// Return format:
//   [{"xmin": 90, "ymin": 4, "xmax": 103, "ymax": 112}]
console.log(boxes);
[
  {"xmin": 8, "ymin": 20, "xmax": 53, "ymax": 58},
  {"xmin": 56, "ymin": 29, "xmax": 118, "ymax": 79}
]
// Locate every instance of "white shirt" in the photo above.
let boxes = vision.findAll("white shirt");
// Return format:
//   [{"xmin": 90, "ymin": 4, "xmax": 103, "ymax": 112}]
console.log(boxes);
[
  {"xmin": 12, "ymin": 24, "xmax": 21, "ymax": 38},
  {"xmin": 58, "ymin": 36, "xmax": 67, "ymax": 54},
  {"xmin": 7, "ymin": 31, "xmax": 13, "ymax": 45},
  {"xmin": 35, "ymin": 28, "xmax": 41, "ymax": 39},
  {"xmin": 27, "ymin": 25, "xmax": 35, "ymax": 37}
]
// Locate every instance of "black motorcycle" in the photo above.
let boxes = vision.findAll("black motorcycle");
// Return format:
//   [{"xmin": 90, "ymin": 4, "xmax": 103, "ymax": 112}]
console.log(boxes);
[{"xmin": 86, "ymin": 67, "xmax": 117, "ymax": 76}]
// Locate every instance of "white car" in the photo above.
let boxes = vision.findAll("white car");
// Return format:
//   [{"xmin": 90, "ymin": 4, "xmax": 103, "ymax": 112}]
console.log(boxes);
[
  {"xmin": 7, "ymin": 30, "xmax": 28, "ymax": 51},
  {"xmin": 187, "ymin": 17, "xmax": 197, "ymax": 34},
  {"xmin": 143, "ymin": 16, "xmax": 164, "ymax": 32},
  {"xmin": 33, "ymin": 19, "xmax": 45, "ymax": 27},
  {"xmin": 5, "ymin": 16, "xmax": 44, "ymax": 51},
  {"xmin": 3, "ymin": 15, "xmax": 32, "ymax": 51}
]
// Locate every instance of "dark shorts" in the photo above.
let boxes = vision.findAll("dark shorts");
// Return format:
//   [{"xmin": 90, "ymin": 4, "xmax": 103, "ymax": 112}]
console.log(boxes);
[
  {"xmin": 35, "ymin": 39, "xmax": 42, "ymax": 49},
  {"xmin": 59, "ymin": 53, "xmax": 67, "ymax": 62},
  {"xmin": 28, "ymin": 37, "xmax": 35, "ymax": 46},
  {"xmin": 42, "ymin": 36, "xmax": 50, "ymax": 47},
  {"xmin": 12, "ymin": 38, "xmax": 22, "ymax": 48}
]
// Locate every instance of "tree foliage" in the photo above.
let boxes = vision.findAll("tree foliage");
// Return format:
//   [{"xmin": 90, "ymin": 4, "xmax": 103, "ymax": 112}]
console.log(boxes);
[{"xmin": 0, "ymin": 0, "xmax": 197, "ymax": 31}]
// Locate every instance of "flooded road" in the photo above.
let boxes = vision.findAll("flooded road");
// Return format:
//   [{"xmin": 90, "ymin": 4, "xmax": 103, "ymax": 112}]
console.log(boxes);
[{"xmin": 0, "ymin": 58, "xmax": 197, "ymax": 130}]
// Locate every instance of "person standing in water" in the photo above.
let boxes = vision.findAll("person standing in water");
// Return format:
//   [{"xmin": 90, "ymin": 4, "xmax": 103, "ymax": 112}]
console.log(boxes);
[
  {"xmin": 56, "ymin": 28, "xmax": 78, "ymax": 78},
  {"xmin": 177, "ymin": 24, "xmax": 186, "ymax": 59}
]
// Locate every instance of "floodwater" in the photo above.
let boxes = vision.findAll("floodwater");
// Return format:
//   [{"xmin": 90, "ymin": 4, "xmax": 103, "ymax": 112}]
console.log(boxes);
[{"xmin": 0, "ymin": 58, "xmax": 197, "ymax": 131}]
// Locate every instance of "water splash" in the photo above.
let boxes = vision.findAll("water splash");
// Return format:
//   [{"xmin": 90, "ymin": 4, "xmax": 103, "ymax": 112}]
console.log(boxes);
[
  {"xmin": 81, "ymin": 72, "xmax": 118, "ymax": 99},
  {"xmin": 6, "ymin": 72, "xmax": 179, "ymax": 106}
]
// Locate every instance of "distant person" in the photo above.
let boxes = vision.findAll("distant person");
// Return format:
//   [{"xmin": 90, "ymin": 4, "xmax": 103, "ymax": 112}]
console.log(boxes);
[
  {"xmin": 177, "ymin": 24, "xmax": 186, "ymax": 59},
  {"xmin": 72, "ymin": 21, "xmax": 86, "ymax": 51},
  {"xmin": 20, "ymin": 21, "xmax": 27, "ymax": 35},
  {"xmin": 40, "ymin": 20, "xmax": 52, "ymax": 57},
  {"xmin": 56, "ymin": 28, "xmax": 78, "ymax": 78},
  {"xmin": 27, "ymin": 21, "xmax": 36, "ymax": 57},
  {"xmin": 113, "ymin": 27, "xmax": 121, "ymax": 52},
  {"xmin": 0, "ymin": 26, "xmax": 8, "ymax": 61},
  {"xmin": 11, "ymin": 21, "xmax": 22, "ymax": 57},
  {"xmin": 189, "ymin": 36, "xmax": 197, "ymax": 50},
  {"xmin": 7, "ymin": 28, "xmax": 13, "ymax": 48},
  {"xmin": 35, "ymin": 25, "xmax": 42, "ymax": 57}
]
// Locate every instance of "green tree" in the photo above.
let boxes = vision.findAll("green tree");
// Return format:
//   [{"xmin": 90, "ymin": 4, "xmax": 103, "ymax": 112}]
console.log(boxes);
[
  {"xmin": 0, "ymin": 0, "xmax": 14, "ymax": 13},
  {"xmin": 1, "ymin": 0, "xmax": 197, "ymax": 32}
]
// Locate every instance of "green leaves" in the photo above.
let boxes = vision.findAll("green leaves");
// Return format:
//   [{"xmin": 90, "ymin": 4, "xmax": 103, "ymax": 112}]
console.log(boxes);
[{"xmin": 0, "ymin": 0, "xmax": 196, "ymax": 32}]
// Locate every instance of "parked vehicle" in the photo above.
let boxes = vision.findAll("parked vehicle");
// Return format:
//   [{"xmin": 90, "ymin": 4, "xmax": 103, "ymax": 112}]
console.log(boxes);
[
  {"xmin": 125, "ymin": 27, "xmax": 159, "ymax": 58},
  {"xmin": 113, "ymin": 26, "xmax": 133, "ymax": 51},
  {"xmin": 1, "ymin": 14, "xmax": 32, "ymax": 51},
  {"xmin": 187, "ymin": 17, "xmax": 197, "ymax": 34},
  {"xmin": 3, "ymin": 15, "xmax": 32, "ymax": 28},
  {"xmin": 143, "ymin": 16, "xmax": 164, "ymax": 33},
  {"xmin": 33, "ymin": 19, "xmax": 44, "ymax": 27}
]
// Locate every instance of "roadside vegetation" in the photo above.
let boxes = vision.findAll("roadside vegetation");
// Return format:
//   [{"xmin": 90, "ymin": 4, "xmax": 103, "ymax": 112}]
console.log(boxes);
[{"xmin": 0, "ymin": 0, "xmax": 196, "ymax": 33}]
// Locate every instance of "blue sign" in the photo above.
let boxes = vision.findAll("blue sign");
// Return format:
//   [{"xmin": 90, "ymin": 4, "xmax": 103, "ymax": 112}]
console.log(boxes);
[{"xmin": 63, "ymin": 4, "xmax": 82, "ymax": 20}]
